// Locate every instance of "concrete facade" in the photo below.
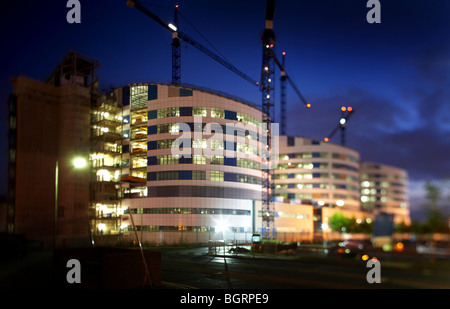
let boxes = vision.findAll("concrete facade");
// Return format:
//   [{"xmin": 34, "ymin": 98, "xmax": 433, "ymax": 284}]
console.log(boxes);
[{"xmin": 8, "ymin": 76, "xmax": 91, "ymax": 246}]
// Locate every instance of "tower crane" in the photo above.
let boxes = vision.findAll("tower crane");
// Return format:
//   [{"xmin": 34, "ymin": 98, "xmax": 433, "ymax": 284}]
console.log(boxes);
[
  {"xmin": 260, "ymin": 0, "xmax": 277, "ymax": 238},
  {"xmin": 126, "ymin": 0, "xmax": 311, "ymax": 239},
  {"xmin": 280, "ymin": 52, "xmax": 287, "ymax": 135},
  {"xmin": 324, "ymin": 106, "xmax": 355, "ymax": 146},
  {"xmin": 260, "ymin": 0, "xmax": 311, "ymax": 238},
  {"xmin": 126, "ymin": 0, "xmax": 259, "ymax": 87},
  {"xmin": 278, "ymin": 52, "xmax": 311, "ymax": 135}
]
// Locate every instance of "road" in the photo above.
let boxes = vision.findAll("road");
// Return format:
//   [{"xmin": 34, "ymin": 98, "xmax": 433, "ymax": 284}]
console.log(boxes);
[
  {"xmin": 0, "ymin": 245, "xmax": 448, "ymax": 290},
  {"xmin": 159, "ymin": 247, "xmax": 450, "ymax": 289}
]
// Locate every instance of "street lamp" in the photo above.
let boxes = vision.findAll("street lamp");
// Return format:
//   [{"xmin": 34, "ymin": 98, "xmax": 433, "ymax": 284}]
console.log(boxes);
[
  {"xmin": 73, "ymin": 157, "xmax": 87, "ymax": 168},
  {"xmin": 54, "ymin": 157, "xmax": 87, "ymax": 249}
]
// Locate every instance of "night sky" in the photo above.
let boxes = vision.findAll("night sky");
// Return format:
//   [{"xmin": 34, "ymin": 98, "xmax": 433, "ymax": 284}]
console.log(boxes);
[{"xmin": 1, "ymin": 0, "xmax": 450, "ymax": 220}]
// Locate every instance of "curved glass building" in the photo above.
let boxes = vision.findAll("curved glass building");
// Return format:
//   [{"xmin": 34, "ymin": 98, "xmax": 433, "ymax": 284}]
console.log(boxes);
[
  {"xmin": 274, "ymin": 135, "xmax": 361, "ymax": 210},
  {"xmin": 360, "ymin": 161, "xmax": 409, "ymax": 224},
  {"xmin": 96, "ymin": 83, "xmax": 266, "ymax": 243}
]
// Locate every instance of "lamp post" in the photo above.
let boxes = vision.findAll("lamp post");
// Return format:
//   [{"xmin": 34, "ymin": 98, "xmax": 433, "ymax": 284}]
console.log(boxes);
[
  {"xmin": 54, "ymin": 160, "xmax": 58, "ymax": 250},
  {"xmin": 54, "ymin": 157, "xmax": 87, "ymax": 249}
]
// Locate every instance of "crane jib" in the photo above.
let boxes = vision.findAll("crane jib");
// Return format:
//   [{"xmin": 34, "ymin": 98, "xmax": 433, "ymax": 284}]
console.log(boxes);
[{"xmin": 127, "ymin": 0, "xmax": 259, "ymax": 88}]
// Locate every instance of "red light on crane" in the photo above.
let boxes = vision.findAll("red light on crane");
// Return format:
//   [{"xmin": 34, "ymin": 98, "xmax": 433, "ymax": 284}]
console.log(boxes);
[
  {"xmin": 341, "ymin": 106, "xmax": 346, "ymax": 112},
  {"xmin": 347, "ymin": 106, "xmax": 353, "ymax": 112},
  {"xmin": 306, "ymin": 103, "xmax": 311, "ymax": 108},
  {"xmin": 282, "ymin": 52, "xmax": 286, "ymax": 56},
  {"xmin": 324, "ymin": 137, "xmax": 329, "ymax": 142}
]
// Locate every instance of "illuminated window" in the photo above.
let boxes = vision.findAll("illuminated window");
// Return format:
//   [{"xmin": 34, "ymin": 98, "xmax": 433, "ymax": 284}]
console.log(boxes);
[
  {"xmin": 303, "ymin": 163, "xmax": 313, "ymax": 169},
  {"xmin": 211, "ymin": 156, "xmax": 224, "ymax": 165},
  {"xmin": 237, "ymin": 143, "xmax": 257, "ymax": 155},
  {"xmin": 158, "ymin": 155, "xmax": 179, "ymax": 165},
  {"xmin": 158, "ymin": 107, "xmax": 180, "ymax": 118},
  {"xmin": 192, "ymin": 171, "xmax": 206, "ymax": 180},
  {"xmin": 157, "ymin": 139, "xmax": 179, "ymax": 149},
  {"xmin": 130, "ymin": 85, "xmax": 148, "ymax": 111},
  {"xmin": 158, "ymin": 123, "xmax": 180, "ymax": 134},
  {"xmin": 304, "ymin": 173, "xmax": 313, "ymax": 179},
  {"xmin": 237, "ymin": 158, "xmax": 260, "ymax": 170},
  {"xmin": 236, "ymin": 113, "xmax": 260, "ymax": 127},
  {"xmin": 210, "ymin": 139, "xmax": 224, "ymax": 150},
  {"xmin": 275, "ymin": 174, "xmax": 287, "ymax": 180},
  {"xmin": 131, "ymin": 141, "xmax": 147, "ymax": 153},
  {"xmin": 193, "ymin": 138, "xmax": 207, "ymax": 149},
  {"xmin": 132, "ymin": 156, "xmax": 147, "ymax": 168},
  {"xmin": 211, "ymin": 108, "xmax": 224, "ymax": 118},
  {"xmin": 193, "ymin": 107, "xmax": 207, "ymax": 117},
  {"xmin": 210, "ymin": 171, "xmax": 224, "ymax": 181},
  {"xmin": 193, "ymin": 155, "xmax": 206, "ymax": 164}
]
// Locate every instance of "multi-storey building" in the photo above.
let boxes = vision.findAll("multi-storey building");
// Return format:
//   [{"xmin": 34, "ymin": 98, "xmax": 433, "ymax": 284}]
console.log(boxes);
[
  {"xmin": 274, "ymin": 135, "xmax": 361, "ymax": 210},
  {"xmin": 360, "ymin": 162, "xmax": 409, "ymax": 224},
  {"xmin": 6, "ymin": 51, "xmax": 96, "ymax": 246},
  {"xmin": 111, "ymin": 82, "xmax": 266, "ymax": 243},
  {"xmin": 6, "ymin": 52, "xmax": 410, "ymax": 246}
]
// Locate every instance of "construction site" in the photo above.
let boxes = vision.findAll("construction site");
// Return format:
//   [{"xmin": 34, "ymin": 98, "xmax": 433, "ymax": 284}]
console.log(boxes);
[
  {"xmin": 3, "ymin": 0, "xmax": 412, "ymax": 250},
  {"xmin": 7, "ymin": 1, "xmax": 450, "ymax": 294}
]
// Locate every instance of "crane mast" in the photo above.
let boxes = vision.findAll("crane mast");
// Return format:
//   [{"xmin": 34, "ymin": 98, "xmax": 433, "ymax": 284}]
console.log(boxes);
[
  {"xmin": 260, "ymin": 0, "xmax": 276, "ymax": 238},
  {"xmin": 127, "ymin": 0, "xmax": 311, "ymax": 240},
  {"xmin": 126, "ymin": 0, "xmax": 258, "ymax": 87},
  {"xmin": 172, "ymin": 4, "xmax": 181, "ymax": 84},
  {"xmin": 280, "ymin": 52, "xmax": 287, "ymax": 135},
  {"xmin": 324, "ymin": 106, "xmax": 355, "ymax": 146}
]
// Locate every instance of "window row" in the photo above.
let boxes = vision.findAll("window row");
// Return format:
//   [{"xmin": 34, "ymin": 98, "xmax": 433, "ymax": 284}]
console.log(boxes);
[
  {"xmin": 148, "ymin": 138, "xmax": 263, "ymax": 156},
  {"xmin": 274, "ymin": 173, "xmax": 330, "ymax": 180},
  {"xmin": 280, "ymin": 153, "xmax": 329, "ymax": 160},
  {"xmin": 147, "ymin": 122, "xmax": 261, "ymax": 141},
  {"xmin": 148, "ymin": 107, "xmax": 261, "ymax": 126},
  {"xmin": 279, "ymin": 153, "xmax": 358, "ymax": 162},
  {"xmin": 126, "ymin": 225, "xmax": 252, "ymax": 233},
  {"xmin": 126, "ymin": 207, "xmax": 251, "ymax": 216},
  {"xmin": 147, "ymin": 185, "xmax": 262, "ymax": 200},
  {"xmin": 276, "ymin": 162, "xmax": 329, "ymax": 170},
  {"xmin": 275, "ymin": 183, "xmax": 359, "ymax": 191},
  {"xmin": 147, "ymin": 154, "xmax": 261, "ymax": 170},
  {"xmin": 147, "ymin": 170, "xmax": 263, "ymax": 185}
]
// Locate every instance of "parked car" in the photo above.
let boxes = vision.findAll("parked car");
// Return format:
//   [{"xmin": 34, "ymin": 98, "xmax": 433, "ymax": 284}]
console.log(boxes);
[
  {"xmin": 326, "ymin": 239, "xmax": 371, "ymax": 258},
  {"xmin": 416, "ymin": 241, "xmax": 450, "ymax": 257}
]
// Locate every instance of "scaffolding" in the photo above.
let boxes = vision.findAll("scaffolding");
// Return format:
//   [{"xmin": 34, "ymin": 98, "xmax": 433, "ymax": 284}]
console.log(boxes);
[
  {"xmin": 90, "ymin": 90, "xmax": 125, "ymax": 239},
  {"xmin": 46, "ymin": 50, "xmax": 100, "ymax": 88}
]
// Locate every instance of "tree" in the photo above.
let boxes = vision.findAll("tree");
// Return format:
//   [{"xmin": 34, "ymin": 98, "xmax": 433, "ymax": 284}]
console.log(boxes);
[
  {"xmin": 328, "ymin": 212, "xmax": 350, "ymax": 232},
  {"xmin": 421, "ymin": 181, "xmax": 450, "ymax": 234},
  {"xmin": 328, "ymin": 212, "xmax": 372, "ymax": 233}
]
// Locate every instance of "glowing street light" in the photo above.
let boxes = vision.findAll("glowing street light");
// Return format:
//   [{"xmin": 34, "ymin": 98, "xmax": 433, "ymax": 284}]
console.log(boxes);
[
  {"xmin": 73, "ymin": 157, "xmax": 87, "ymax": 169},
  {"xmin": 55, "ymin": 156, "xmax": 88, "ymax": 249},
  {"xmin": 215, "ymin": 219, "xmax": 229, "ymax": 233}
]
